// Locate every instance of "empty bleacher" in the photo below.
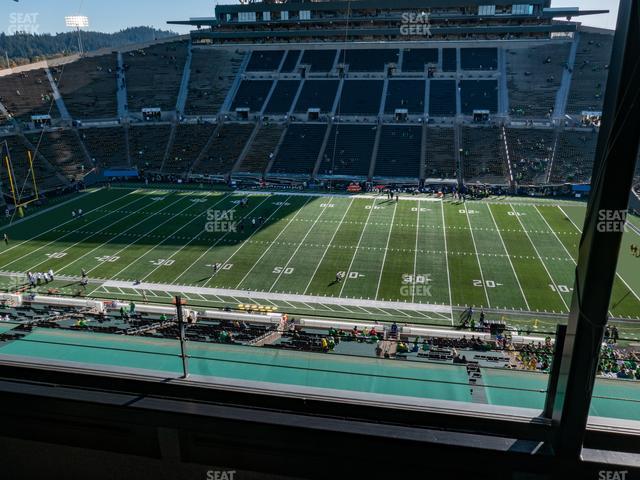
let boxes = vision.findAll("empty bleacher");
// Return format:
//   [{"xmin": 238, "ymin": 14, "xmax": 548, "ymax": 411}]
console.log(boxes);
[
  {"xmin": 461, "ymin": 127, "xmax": 508, "ymax": 183},
  {"xmin": 56, "ymin": 54, "xmax": 118, "ymax": 119},
  {"xmin": 549, "ymin": 129, "xmax": 598, "ymax": 184},
  {"xmin": 294, "ymin": 80, "xmax": 339, "ymax": 114},
  {"xmin": 0, "ymin": 69, "xmax": 57, "ymax": 123},
  {"xmin": 402, "ymin": 48, "xmax": 438, "ymax": 72},
  {"xmin": 505, "ymin": 128, "xmax": 555, "ymax": 184},
  {"xmin": 0, "ymin": 135, "xmax": 63, "ymax": 194},
  {"xmin": 231, "ymin": 80, "xmax": 273, "ymax": 112},
  {"xmin": 384, "ymin": 80, "xmax": 425, "ymax": 114},
  {"xmin": 338, "ymin": 80, "xmax": 384, "ymax": 115},
  {"xmin": 425, "ymin": 127, "xmax": 456, "ymax": 179},
  {"xmin": 186, "ymin": 49, "xmax": 245, "ymax": 115},
  {"xmin": 197, "ymin": 123, "xmax": 255, "ymax": 175},
  {"xmin": 300, "ymin": 50, "xmax": 337, "ymax": 73},
  {"xmin": 245, "ymin": 50, "xmax": 285, "ymax": 72},
  {"xmin": 128, "ymin": 124, "xmax": 171, "ymax": 171},
  {"xmin": 429, "ymin": 80, "xmax": 456, "ymax": 116},
  {"xmin": 319, "ymin": 124, "xmax": 377, "ymax": 177},
  {"xmin": 460, "ymin": 80, "xmax": 498, "ymax": 114},
  {"xmin": 461, "ymin": 48, "xmax": 498, "ymax": 70},
  {"xmin": 567, "ymin": 32, "xmax": 614, "ymax": 114},
  {"xmin": 125, "ymin": 41, "xmax": 188, "ymax": 112},
  {"xmin": 264, "ymin": 80, "xmax": 300, "ymax": 115},
  {"xmin": 165, "ymin": 123, "xmax": 215, "ymax": 174},
  {"xmin": 270, "ymin": 123, "xmax": 327, "ymax": 175},
  {"xmin": 342, "ymin": 49, "xmax": 399, "ymax": 72},
  {"xmin": 280, "ymin": 50, "xmax": 301, "ymax": 73},
  {"xmin": 80, "ymin": 127, "xmax": 128, "ymax": 169},
  {"xmin": 442, "ymin": 48, "xmax": 457, "ymax": 72},
  {"xmin": 238, "ymin": 123, "xmax": 285, "ymax": 174},
  {"xmin": 507, "ymin": 44, "xmax": 571, "ymax": 117},
  {"xmin": 374, "ymin": 125, "xmax": 422, "ymax": 179},
  {"xmin": 25, "ymin": 130, "xmax": 88, "ymax": 180}
]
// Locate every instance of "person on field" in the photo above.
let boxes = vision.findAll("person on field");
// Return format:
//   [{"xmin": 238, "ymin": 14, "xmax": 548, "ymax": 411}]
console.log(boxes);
[{"xmin": 3, "ymin": 233, "xmax": 8, "ymax": 245}]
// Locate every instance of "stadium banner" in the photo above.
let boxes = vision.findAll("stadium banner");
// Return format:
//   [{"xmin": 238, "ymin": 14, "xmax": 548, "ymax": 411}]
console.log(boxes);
[{"xmin": 103, "ymin": 169, "xmax": 139, "ymax": 178}]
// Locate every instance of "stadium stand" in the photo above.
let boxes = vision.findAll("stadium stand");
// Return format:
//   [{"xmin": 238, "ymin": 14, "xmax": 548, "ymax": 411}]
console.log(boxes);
[
  {"xmin": 264, "ymin": 80, "xmax": 300, "ymax": 115},
  {"xmin": 128, "ymin": 124, "xmax": 172, "ymax": 171},
  {"xmin": 338, "ymin": 80, "xmax": 384, "ymax": 115},
  {"xmin": 429, "ymin": 80, "xmax": 457, "ymax": 116},
  {"xmin": 25, "ymin": 130, "xmax": 89, "ymax": 181},
  {"xmin": 300, "ymin": 50, "xmax": 338, "ymax": 72},
  {"xmin": 424, "ymin": 127, "xmax": 456, "ymax": 179},
  {"xmin": 319, "ymin": 124, "xmax": 377, "ymax": 177},
  {"xmin": 461, "ymin": 126, "xmax": 508, "ymax": 183},
  {"xmin": 55, "ymin": 54, "xmax": 118, "ymax": 119},
  {"xmin": 341, "ymin": 49, "xmax": 399, "ymax": 72},
  {"xmin": 384, "ymin": 80, "xmax": 425, "ymax": 114},
  {"xmin": 80, "ymin": 127, "xmax": 129, "ymax": 169},
  {"xmin": 0, "ymin": 69, "xmax": 57, "ymax": 123},
  {"xmin": 270, "ymin": 123, "xmax": 327, "ymax": 175},
  {"xmin": 293, "ymin": 80, "xmax": 339, "ymax": 114},
  {"xmin": 237, "ymin": 123, "xmax": 285, "ymax": 175},
  {"xmin": 165, "ymin": 123, "xmax": 215, "ymax": 174},
  {"xmin": 231, "ymin": 80, "xmax": 273, "ymax": 112},
  {"xmin": 125, "ymin": 41, "xmax": 188, "ymax": 112},
  {"xmin": 402, "ymin": 48, "xmax": 438, "ymax": 72},
  {"xmin": 461, "ymin": 48, "xmax": 498, "ymax": 70},
  {"xmin": 549, "ymin": 129, "xmax": 598, "ymax": 184},
  {"xmin": 374, "ymin": 125, "xmax": 422, "ymax": 178},
  {"xmin": 442, "ymin": 48, "xmax": 457, "ymax": 72},
  {"xmin": 460, "ymin": 80, "xmax": 498, "ymax": 114},
  {"xmin": 245, "ymin": 50, "xmax": 285, "ymax": 72},
  {"xmin": 0, "ymin": 135, "xmax": 63, "ymax": 194},
  {"xmin": 507, "ymin": 44, "xmax": 571, "ymax": 117},
  {"xmin": 505, "ymin": 128, "xmax": 556, "ymax": 184},
  {"xmin": 197, "ymin": 123, "xmax": 255, "ymax": 175},
  {"xmin": 185, "ymin": 49, "xmax": 245, "ymax": 115},
  {"xmin": 566, "ymin": 32, "xmax": 614, "ymax": 114},
  {"xmin": 280, "ymin": 50, "xmax": 301, "ymax": 73}
]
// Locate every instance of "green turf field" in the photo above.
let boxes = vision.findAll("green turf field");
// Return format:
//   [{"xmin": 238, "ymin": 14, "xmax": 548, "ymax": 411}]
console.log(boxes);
[{"xmin": 1, "ymin": 187, "xmax": 639, "ymax": 335}]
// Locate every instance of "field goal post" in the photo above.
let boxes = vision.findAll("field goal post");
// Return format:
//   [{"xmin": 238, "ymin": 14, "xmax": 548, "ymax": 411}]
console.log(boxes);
[{"xmin": 1, "ymin": 139, "xmax": 40, "ymax": 217}]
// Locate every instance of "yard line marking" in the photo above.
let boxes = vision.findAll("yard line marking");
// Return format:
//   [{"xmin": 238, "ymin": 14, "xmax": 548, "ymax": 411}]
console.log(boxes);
[
  {"xmin": 51, "ymin": 193, "xmax": 193, "ymax": 275},
  {"xmin": 411, "ymin": 200, "xmax": 420, "ymax": 303},
  {"xmin": 339, "ymin": 198, "xmax": 377, "ymax": 297},
  {"xmin": 440, "ymin": 201, "xmax": 454, "ymax": 326},
  {"xmin": 463, "ymin": 203, "xmax": 491, "ymax": 309},
  {"xmin": 303, "ymin": 198, "xmax": 355, "ymax": 295},
  {"xmin": 558, "ymin": 206, "xmax": 640, "ymax": 305},
  {"xmin": 201, "ymin": 196, "xmax": 296, "ymax": 288},
  {"xmin": 375, "ymin": 201, "xmax": 398, "ymax": 300},
  {"xmin": 510, "ymin": 204, "xmax": 569, "ymax": 312},
  {"xmin": 269, "ymin": 197, "xmax": 334, "ymax": 292},
  {"xmin": 235, "ymin": 197, "xmax": 313, "ymax": 289},
  {"xmin": 486, "ymin": 204, "xmax": 530, "ymax": 310},
  {"xmin": 0, "ymin": 189, "xmax": 145, "ymax": 266},
  {"xmin": 173, "ymin": 195, "xmax": 272, "ymax": 284}
]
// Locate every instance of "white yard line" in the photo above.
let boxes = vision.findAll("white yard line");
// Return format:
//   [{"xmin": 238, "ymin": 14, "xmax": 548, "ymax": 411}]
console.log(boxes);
[
  {"xmin": 440, "ymin": 201, "xmax": 455, "ymax": 326},
  {"xmin": 511, "ymin": 204, "xmax": 569, "ymax": 312},
  {"xmin": 411, "ymin": 200, "xmax": 421, "ymax": 303},
  {"xmin": 173, "ymin": 195, "xmax": 272, "ymax": 284},
  {"xmin": 339, "ymin": 198, "xmax": 378, "ymax": 297},
  {"xmin": 374, "ymin": 202, "xmax": 398, "ymax": 300},
  {"xmin": 463, "ymin": 204, "xmax": 491, "ymax": 308},
  {"xmin": 486, "ymin": 204, "xmax": 530, "ymax": 310},
  {"xmin": 303, "ymin": 197, "xmax": 355, "ymax": 295},
  {"xmin": 235, "ymin": 197, "xmax": 313, "ymax": 289},
  {"xmin": 0, "ymin": 189, "xmax": 144, "ymax": 266},
  {"xmin": 269, "ymin": 197, "xmax": 334, "ymax": 292},
  {"xmin": 559, "ymin": 206, "xmax": 640, "ymax": 305}
]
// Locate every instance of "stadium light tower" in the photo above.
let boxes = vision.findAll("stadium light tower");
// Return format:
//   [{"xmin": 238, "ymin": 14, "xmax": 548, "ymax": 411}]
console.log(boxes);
[{"xmin": 65, "ymin": 15, "xmax": 89, "ymax": 56}]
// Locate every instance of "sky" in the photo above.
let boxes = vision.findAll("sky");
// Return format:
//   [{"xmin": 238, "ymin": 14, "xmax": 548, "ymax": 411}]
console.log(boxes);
[{"xmin": 0, "ymin": 0, "xmax": 621, "ymax": 36}]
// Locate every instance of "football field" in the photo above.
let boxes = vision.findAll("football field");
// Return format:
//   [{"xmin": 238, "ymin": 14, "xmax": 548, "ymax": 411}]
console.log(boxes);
[{"xmin": 1, "ymin": 187, "xmax": 639, "ymax": 336}]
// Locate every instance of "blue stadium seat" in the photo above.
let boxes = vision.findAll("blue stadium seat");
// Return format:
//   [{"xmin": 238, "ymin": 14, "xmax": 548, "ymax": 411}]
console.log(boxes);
[
  {"xmin": 402, "ymin": 48, "xmax": 438, "ymax": 72},
  {"xmin": 374, "ymin": 126, "xmax": 422, "ymax": 178},
  {"xmin": 264, "ymin": 80, "xmax": 301, "ymax": 115},
  {"xmin": 294, "ymin": 80, "xmax": 339, "ymax": 113},
  {"xmin": 461, "ymin": 48, "xmax": 498, "ymax": 70},
  {"xmin": 460, "ymin": 80, "xmax": 498, "ymax": 114},
  {"xmin": 385, "ymin": 80, "xmax": 425, "ymax": 114},
  {"xmin": 300, "ymin": 50, "xmax": 338, "ymax": 72},
  {"xmin": 271, "ymin": 123, "xmax": 328, "ymax": 175},
  {"xmin": 231, "ymin": 80, "xmax": 274, "ymax": 112},
  {"xmin": 246, "ymin": 50, "xmax": 285, "ymax": 72},
  {"xmin": 319, "ymin": 124, "xmax": 377, "ymax": 177},
  {"xmin": 338, "ymin": 80, "xmax": 384, "ymax": 115},
  {"xmin": 429, "ymin": 80, "xmax": 457, "ymax": 116}
]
